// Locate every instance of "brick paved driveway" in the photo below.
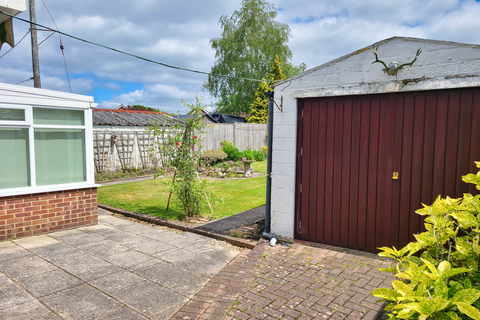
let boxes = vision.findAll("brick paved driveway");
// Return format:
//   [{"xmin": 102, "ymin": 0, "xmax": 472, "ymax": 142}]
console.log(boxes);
[{"xmin": 174, "ymin": 240, "xmax": 394, "ymax": 320}]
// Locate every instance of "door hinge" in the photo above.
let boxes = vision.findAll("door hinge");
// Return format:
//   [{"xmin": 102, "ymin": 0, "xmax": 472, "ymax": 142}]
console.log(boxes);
[
  {"xmin": 300, "ymin": 184, "xmax": 302, "ymax": 193},
  {"xmin": 299, "ymin": 220, "xmax": 302, "ymax": 231},
  {"xmin": 301, "ymin": 147, "xmax": 303, "ymax": 156},
  {"xmin": 302, "ymin": 109, "xmax": 304, "ymax": 118}
]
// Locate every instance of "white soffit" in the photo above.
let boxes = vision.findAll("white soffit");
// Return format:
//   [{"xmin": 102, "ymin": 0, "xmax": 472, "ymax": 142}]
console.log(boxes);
[{"xmin": 0, "ymin": 0, "xmax": 27, "ymax": 24}]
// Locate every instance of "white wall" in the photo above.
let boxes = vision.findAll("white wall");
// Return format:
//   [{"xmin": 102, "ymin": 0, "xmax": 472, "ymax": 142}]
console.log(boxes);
[{"xmin": 271, "ymin": 37, "xmax": 480, "ymax": 239}]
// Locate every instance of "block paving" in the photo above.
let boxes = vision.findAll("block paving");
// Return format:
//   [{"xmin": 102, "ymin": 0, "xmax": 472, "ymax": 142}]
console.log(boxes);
[{"xmin": 174, "ymin": 240, "xmax": 395, "ymax": 320}]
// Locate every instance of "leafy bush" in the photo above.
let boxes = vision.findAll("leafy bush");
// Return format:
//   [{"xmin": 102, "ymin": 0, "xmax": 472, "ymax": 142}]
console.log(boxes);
[
  {"xmin": 241, "ymin": 148, "xmax": 255, "ymax": 161},
  {"xmin": 220, "ymin": 140, "xmax": 235, "ymax": 147},
  {"xmin": 200, "ymin": 150, "xmax": 227, "ymax": 166},
  {"xmin": 253, "ymin": 150, "xmax": 265, "ymax": 161},
  {"xmin": 262, "ymin": 146, "xmax": 268, "ymax": 158},
  {"xmin": 221, "ymin": 144, "xmax": 242, "ymax": 161},
  {"xmin": 373, "ymin": 162, "xmax": 480, "ymax": 320}
]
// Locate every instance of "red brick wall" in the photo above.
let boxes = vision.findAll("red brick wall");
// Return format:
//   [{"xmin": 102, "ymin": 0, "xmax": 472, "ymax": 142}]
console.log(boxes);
[{"xmin": 0, "ymin": 188, "xmax": 98, "ymax": 241}]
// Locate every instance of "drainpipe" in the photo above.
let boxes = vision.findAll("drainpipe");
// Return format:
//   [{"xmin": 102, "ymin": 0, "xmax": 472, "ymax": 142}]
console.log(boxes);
[{"xmin": 263, "ymin": 91, "xmax": 278, "ymax": 247}]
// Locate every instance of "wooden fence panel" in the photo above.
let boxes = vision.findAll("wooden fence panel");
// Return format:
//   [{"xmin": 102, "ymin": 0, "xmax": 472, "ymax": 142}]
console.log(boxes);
[{"xmin": 195, "ymin": 123, "xmax": 267, "ymax": 151}]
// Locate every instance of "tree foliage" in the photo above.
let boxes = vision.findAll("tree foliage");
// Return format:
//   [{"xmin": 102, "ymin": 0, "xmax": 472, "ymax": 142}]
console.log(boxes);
[
  {"xmin": 246, "ymin": 54, "xmax": 286, "ymax": 123},
  {"xmin": 204, "ymin": 0, "xmax": 306, "ymax": 115},
  {"xmin": 126, "ymin": 105, "xmax": 160, "ymax": 112}
]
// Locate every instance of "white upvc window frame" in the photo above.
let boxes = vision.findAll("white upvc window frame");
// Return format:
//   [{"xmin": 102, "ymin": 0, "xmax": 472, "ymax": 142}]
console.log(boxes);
[{"xmin": 0, "ymin": 103, "xmax": 97, "ymax": 197}]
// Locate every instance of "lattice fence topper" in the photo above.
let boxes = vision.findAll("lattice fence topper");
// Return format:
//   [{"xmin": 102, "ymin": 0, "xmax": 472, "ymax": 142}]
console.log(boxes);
[
  {"xmin": 93, "ymin": 130, "xmax": 112, "ymax": 173},
  {"xmin": 136, "ymin": 132, "xmax": 156, "ymax": 169},
  {"xmin": 115, "ymin": 132, "xmax": 135, "ymax": 171}
]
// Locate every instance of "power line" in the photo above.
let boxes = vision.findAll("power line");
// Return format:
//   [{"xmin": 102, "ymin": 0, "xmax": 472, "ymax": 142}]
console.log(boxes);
[
  {"xmin": 15, "ymin": 77, "xmax": 34, "ymax": 85},
  {"xmin": 40, "ymin": 0, "xmax": 71, "ymax": 92},
  {"xmin": 0, "ymin": 29, "xmax": 30, "ymax": 59},
  {"xmin": 1, "ymin": 11, "xmax": 271, "ymax": 83}
]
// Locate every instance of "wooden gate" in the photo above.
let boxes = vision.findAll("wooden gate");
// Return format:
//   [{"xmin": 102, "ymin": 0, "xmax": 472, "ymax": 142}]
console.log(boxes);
[{"xmin": 295, "ymin": 88, "xmax": 480, "ymax": 252}]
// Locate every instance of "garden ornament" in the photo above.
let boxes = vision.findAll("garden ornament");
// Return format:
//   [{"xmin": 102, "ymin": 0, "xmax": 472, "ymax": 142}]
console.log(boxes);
[{"xmin": 372, "ymin": 44, "xmax": 422, "ymax": 77}]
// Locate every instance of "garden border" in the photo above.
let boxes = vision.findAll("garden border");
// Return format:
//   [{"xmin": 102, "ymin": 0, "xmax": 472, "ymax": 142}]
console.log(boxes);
[{"xmin": 98, "ymin": 203, "xmax": 258, "ymax": 249}]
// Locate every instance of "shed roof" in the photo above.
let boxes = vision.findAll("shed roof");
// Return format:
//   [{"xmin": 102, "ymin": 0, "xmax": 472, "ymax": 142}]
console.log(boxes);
[{"xmin": 92, "ymin": 108, "xmax": 178, "ymax": 127}]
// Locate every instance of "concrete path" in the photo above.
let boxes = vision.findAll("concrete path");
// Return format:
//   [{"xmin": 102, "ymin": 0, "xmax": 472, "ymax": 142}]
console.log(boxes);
[
  {"xmin": 174, "ymin": 240, "xmax": 394, "ymax": 320},
  {"xmin": 97, "ymin": 175, "xmax": 155, "ymax": 187},
  {"xmin": 195, "ymin": 206, "xmax": 265, "ymax": 234},
  {"xmin": 0, "ymin": 209, "xmax": 240, "ymax": 319}
]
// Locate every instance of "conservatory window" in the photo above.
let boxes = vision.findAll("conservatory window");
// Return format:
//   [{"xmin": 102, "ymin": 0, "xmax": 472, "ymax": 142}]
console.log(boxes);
[
  {"xmin": 0, "ymin": 104, "xmax": 93, "ymax": 195},
  {"xmin": 0, "ymin": 128, "xmax": 30, "ymax": 189},
  {"xmin": 34, "ymin": 129, "xmax": 86, "ymax": 185}
]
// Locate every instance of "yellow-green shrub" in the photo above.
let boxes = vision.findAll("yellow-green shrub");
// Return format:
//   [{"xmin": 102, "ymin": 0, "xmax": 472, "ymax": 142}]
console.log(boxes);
[{"xmin": 373, "ymin": 162, "xmax": 480, "ymax": 320}]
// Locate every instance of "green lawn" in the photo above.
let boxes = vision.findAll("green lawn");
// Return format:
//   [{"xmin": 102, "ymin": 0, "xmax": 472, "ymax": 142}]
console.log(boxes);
[{"xmin": 98, "ymin": 160, "xmax": 267, "ymax": 221}]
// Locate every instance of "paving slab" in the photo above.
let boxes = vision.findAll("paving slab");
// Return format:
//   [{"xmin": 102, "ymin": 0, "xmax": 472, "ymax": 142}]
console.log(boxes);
[
  {"xmin": 43, "ymin": 284, "xmax": 121, "ymax": 320},
  {"xmin": 0, "ymin": 274, "xmax": 36, "ymax": 310},
  {"xmin": 84, "ymin": 269, "xmax": 146, "ymax": 293},
  {"xmin": 15, "ymin": 269, "xmax": 83, "ymax": 298},
  {"xmin": 122, "ymin": 238, "xmax": 176, "ymax": 254},
  {"xmin": 94, "ymin": 307, "xmax": 148, "ymax": 320},
  {"xmin": 103, "ymin": 250, "xmax": 158, "ymax": 271},
  {"xmin": 77, "ymin": 240, "xmax": 132, "ymax": 258},
  {"xmin": 0, "ymin": 243, "xmax": 34, "ymax": 260},
  {"xmin": 0, "ymin": 298, "xmax": 63, "ymax": 320},
  {"xmin": 109, "ymin": 281, "xmax": 188, "ymax": 318},
  {"xmin": 0, "ymin": 254, "xmax": 58, "ymax": 279},
  {"xmin": 47, "ymin": 251, "xmax": 111, "ymax": 276},
  {"xmin": 0, "ymin": 208, "xmax": 240, "ymax": 319},
  {"xmin": 134, "ymin": 261, "xmax": 210, "ymax": 297},
  {"xmin": 13, "ymin": 235, "xmax": 60, "ymax": 249}
]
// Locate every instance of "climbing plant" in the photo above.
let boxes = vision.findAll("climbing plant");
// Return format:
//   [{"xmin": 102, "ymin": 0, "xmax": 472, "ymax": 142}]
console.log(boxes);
[{"xmin": 149, "ymin": 95, "xmax": 209, "ymax": 217}]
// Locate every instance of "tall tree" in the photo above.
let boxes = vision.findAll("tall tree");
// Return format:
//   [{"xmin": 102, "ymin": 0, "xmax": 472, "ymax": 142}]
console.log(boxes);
[
  {"xmin": 204, "ymin": 0, "xmax": 305, "ymax": 115},
  {"xmin": 246, "ymin": 54, "xmax": 286, "ymax": 124}
]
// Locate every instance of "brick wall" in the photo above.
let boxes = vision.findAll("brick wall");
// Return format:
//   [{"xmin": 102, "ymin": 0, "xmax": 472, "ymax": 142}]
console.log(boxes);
[{"xmin": 0, "ymin": 188, "xmax": 98, "ymax": 241}]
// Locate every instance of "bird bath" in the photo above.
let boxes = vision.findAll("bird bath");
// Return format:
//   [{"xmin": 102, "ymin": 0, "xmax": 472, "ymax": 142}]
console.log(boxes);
[{"xmin": 242, "ymin": 159, "xmax": 254, "ymax": 177}]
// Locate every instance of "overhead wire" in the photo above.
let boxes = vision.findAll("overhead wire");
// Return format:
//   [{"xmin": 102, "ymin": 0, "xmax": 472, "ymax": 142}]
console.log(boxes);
[
  {"xmin": 15, "ymin": 77, "xmax": 34, "ymax": 85},
  {"xmin": 0, "ymin": 11, "xmax": 271, "ymax": 83},
  {"xmin": 40, "ymin": 0, "xmax": 72, "ymax": 92},
  {"xmin": 0, "ymin": 29, "xmax": 30, "ymax": 59}
]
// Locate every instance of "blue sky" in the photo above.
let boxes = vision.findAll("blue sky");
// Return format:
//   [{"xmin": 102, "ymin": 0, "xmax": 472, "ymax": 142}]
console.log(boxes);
[{"xmin": 1, "ymin": 0, "xmax": 480, "ymax": 113}]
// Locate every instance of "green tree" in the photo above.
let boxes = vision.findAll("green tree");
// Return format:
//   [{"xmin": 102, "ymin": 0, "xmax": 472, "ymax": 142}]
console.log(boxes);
[
  {"xmin": 246, "ymin": 54, "xmax": 286, "ymax": 123},
  {"xmin": 245, "ymin": 81, "xmax": 270, "ymax": 124},
  {"xmin": 127, "ymin": 105, "xmax": 159, "ymax": 112},
  {"xmin": 204, "ymin": 0, "xmax": 306, "ymax": 115}
]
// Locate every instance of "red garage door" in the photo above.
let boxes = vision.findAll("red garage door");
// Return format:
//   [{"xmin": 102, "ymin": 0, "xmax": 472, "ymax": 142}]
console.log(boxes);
[{"xmin": 295, "ymin": 88, "xmax": 480, "ymax": 252}]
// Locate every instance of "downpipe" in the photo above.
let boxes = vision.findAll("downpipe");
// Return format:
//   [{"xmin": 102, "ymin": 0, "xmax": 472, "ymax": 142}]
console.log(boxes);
[{"xmin": 263, "ymin": 91, "xmax": 278, "ymax": 247}]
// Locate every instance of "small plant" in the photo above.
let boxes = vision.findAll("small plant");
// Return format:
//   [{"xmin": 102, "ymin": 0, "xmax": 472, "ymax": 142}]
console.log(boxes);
[
  {"xmin": 253, "ymin": 150, "xmax": 265, "ymax": 161},
  {"xmin": 221, "ymin": 144, "xmax": 242, "ymax": 161},
  {"xmin": 220, "ymin": 140, "xmax": 235, "ymax": 147},
  {"xmin": 262, "ymin": 146, "xmax": 268, "ymax": 158},
  {"xmin": 200, "ymin": 149, "xmax": 227, "ymax": 167},
  {"xmin": 373, "ymin": 162, "xmax": 480, "ymax": 320},
  {"xmin": 241, "ymin": 148, "xmax": 255, "ymax": 161}
]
